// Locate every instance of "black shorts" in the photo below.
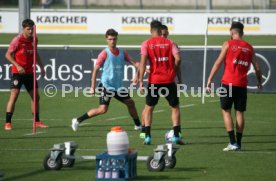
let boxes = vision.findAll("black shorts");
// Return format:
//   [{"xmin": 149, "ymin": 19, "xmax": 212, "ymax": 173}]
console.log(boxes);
[
  {"xmin": 10, "ymin": 74, "xmax": 38, "ymax": 92},
  {"xmin": 97, "ymin": 84, "xmax": 131, "ymax": 105},
  {"xmin": 219, "ymin": 84, "xmax": 247, "ymax": 112},
  {"xmin": 146, "ymin": 83, "xmax": 179, "ymax": 107}
]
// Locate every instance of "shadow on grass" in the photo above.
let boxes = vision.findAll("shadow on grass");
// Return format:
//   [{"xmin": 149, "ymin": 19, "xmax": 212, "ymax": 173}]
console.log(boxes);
[
  {"xmin": 2, "ymin": 169, "xmax": 45, "ymax": 181},
  {"xmin": 173, "ymin": 167, "xmax": 207, "ymax": 172},
  {"xmin": 134, "ymin": 175, "xmax": 189, "ymax": 180},
  {"xmin": 240, "ymin": 148, "xmax": 276, "ymax": 152},
  {"xmin": 244, "ymin": 134, "xmax": 276, "ymax": 137},
  {"xmin": 184, "ymin": 126, "xmax": 225, "ymax": 130},
  {"xmin": 0, "ymin": 134, "xmax": 104, "ymax": 140},
  {"xmin": 135, "ymin": 167, "xmax": 207, "ymax": 180}
]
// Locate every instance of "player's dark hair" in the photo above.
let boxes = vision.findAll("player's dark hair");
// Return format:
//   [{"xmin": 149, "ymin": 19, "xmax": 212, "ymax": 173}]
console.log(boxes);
[
  {"xmin": 150, "ymin": 20, "xmax": 162, "ymax": 33},
  {"xmin": 161, "ymin": 24, "xmax": 168, "ymax": 30},
  {"xmin": 22, "ymin": 19, "xmax": 35, "ymax": 28},
  {"xmin": 230, "ymin": 21, "xmax": 244, "ymax": 36},
  {"xmin": 105, "ymin": 29, "xmax": 118, "ymax": 38}
]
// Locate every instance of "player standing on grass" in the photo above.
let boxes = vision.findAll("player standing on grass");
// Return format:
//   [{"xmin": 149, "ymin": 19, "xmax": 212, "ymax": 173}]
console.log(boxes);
[
  {"xmin": 207, "ymin": 21, "xmax": 262, "ymax": 151},
  {"xmin": 71, "ymin": 29, "xmax": 142, "ymax": 131},
  {"xmin": 4, "ymin": 19, "xmax": 48, "ymax": 130},
  {"xmin": 139, "ymin": 20, "xmax": 184, "ymax": 145},
  {"xmin": 138, "ymin": 24, "xmax": 183, "ymax": 139}
]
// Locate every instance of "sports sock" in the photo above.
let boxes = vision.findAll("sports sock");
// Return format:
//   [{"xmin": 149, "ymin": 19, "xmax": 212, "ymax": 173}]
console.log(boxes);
[
  {"xmin": 6, "ymin": 112, "xmax": 13, "ymax": 123},
  {"xmin": 228, "ymin": 130, "xmax": 236, "ymax": 145},
  {"xmin": 141, "ymin": 126, "xmax": 145, "ymax": 133},
  {"xmin": 236, "ymin": 132, "xmax": 243, "ymax": 148},
  {"xmin": 173, "ymin": 125, "xmax": 181, "ymax": 137},
  {"xmin": 32, "ymin": 113, "xmax": 40, "ymax": 122},
  {"xmin": 145, "ymin": 126, "xmax": 151, "ymax": 137},
  {"xmin": 133, "ymin": 118, "xmax": 141, "ymax": 126},
  {"xmin": 77, "ymin": 113, "xmax": 89, "ymax": 123}
]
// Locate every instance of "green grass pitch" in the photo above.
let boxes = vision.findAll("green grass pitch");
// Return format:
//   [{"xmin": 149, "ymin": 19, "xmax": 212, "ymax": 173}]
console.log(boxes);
[
  {"xmin": 0, "ymin": 92, "xmax": 275, "ymax": 181},
  {"xmin": 2, "ymin": 34, "xmax": 276, "ymax": 46},
  {"xmin": 0, "ymin": 34, "xmax": 276, "ymax": 180}
]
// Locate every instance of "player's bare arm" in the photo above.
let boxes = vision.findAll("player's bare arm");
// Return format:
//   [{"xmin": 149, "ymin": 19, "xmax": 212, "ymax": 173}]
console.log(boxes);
[
  {"xmin": 128, "ymin": 59, "xmax": 139, "ymax": 69},
  {"xmin": 5, "ymin": 51, "xmax": 25, "ymax": 74},
  {"xmin": 251, "ymin": 53, "xmax": 263, "ymax": 89},
  {"xmin": 139, "ymin": 54, "xmax": 147, "ymax": 91},
  {"xmin": 129, "ymin": 60, "xmax": 140, "ymax": 85},
  {"xmin": 207, "ymin": 41, "xmax": 229, "ymax": 89},
  {"xmin": 174, "ymin": 52, "xmax": 182, "ymax": 84},
  {"xmin": 90, "ymin": 64, "xmax": 101, "ymax": 95}
]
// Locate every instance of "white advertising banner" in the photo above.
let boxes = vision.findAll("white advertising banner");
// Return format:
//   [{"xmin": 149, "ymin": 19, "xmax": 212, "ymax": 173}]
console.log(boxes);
[
  {"xmin": 0, "ymin": 12, "xmax": 18, "ymax": 33},
  {"xmin": 0, "ymin": 11, "xmax": 276, "ymax": 35}
]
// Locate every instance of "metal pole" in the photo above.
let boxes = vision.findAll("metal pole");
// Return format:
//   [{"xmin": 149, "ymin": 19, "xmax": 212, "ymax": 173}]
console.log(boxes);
[
  {"xmin": 195, "ymin": 0, "xmax": 199, "ymax": 9},
  {"xmin": 139, "ymin": 0, "xmax": 143, "ymax": 9},
  {"xmin": 251, "ymin": 0, "xmax": 255, "ymax": 10},
  {"xmin": 202, "ymin": 19, "xmax": 208, "ymax": 104},
  {"xmin": 84, "ymin": 0, "xmax": 88, "ymax": 9},
  {"xmin": 18, "ymin": 0, "xmax": 31, "ymax": 33},
  {"xmin": 67, "ymin": 0, "xmax": 71, "ymax": 12},
  {"xmin": 33, "ymin": 25, "xmax": 37, "ymax": 135},
  {"xmin": 206, "ymin": 0, "xmax": 212, "ymax": 11}
]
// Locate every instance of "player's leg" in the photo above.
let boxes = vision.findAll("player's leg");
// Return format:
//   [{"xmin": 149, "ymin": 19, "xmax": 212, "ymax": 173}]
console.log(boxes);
[
  {"xmin": 71, "ymin": 86, "xmax": 111, "ymax": 131},
  {"xmin": 220, "ymin": 84, "xmax": 239, "ymax": 151},
  {"xmin": 234, "ymin": 86, "xmax": 247, "ymax": 149},
  {"xmin": 235, "ymin": 111, "xmax": 244, "ymax": 148},
  {"xmin": 164, "ymin": 83, "xmax": 183, "ymax": 145},
  {"xmin": 5, "ymin": 89, "xmax": 20, "ymax": 130},
  {"xmin": 143, "ymin": 105, "xmax": 155, "ymax": 144},
  {"xmin": 87, "ymin": 105, "xmax": 109, "ymax": 117},
  {"xmin": 5, "ymin": 74, "xmax": 22, "ymax": 130},
  {"xmin": 25, "ymin": 74, "xmax": 48, "ymax": 128},
  {"xmin": 142, "ymin": 83, "xmax": 159, "ymax": 144},
  {"xmin": 114, "ymin": 92, "xmax": 141, "ymax": 130},
  {"xmin": 139, "ymin": 109, "xmax": 146, "ymax": 138}
]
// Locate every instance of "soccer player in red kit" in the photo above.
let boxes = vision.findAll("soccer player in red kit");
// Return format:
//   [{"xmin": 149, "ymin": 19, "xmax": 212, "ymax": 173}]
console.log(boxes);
[
  {"xmin": 207, "ymin": 22, "xmax": 262, "ymax": 151},
  {"xmin": 139, "ymin": 20, "xmax": 184, "ymax": 145},
  {"xmin": 5, "ymin": 19, "xmax": 47, "ymax": 130}
]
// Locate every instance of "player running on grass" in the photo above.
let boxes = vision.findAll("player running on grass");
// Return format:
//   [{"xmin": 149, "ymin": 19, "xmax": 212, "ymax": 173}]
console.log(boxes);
[
  {"xmin": 5, "ymin": 19, "xmax": 48, "ymax": 130},
  {"xmin": 139, "ymin": 20, "xmax": 184, "ymax": 145},
  {"xmin": 207, "ymin": 21, "xmax": 262, "ymax": 151},
  {"xmin": 71, "ymin": 29, "xmax": 142, "ymax": 131}
]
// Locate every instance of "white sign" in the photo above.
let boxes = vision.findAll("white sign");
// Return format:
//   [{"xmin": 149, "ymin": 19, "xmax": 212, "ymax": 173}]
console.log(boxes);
[{"xmin": 0, "ymin": 11, "xmax": 276, "ymax": 35}]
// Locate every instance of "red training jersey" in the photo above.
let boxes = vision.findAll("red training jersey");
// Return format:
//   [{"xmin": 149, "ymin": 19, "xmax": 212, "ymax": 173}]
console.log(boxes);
[
  {"xmin": 7, "ymin": 34, "xmax": 37, "ymax": 74},
  {"xmin": 222, "ymin": 39, "xmax": 254, "ymax": 87},
  {"xmin": 141, "ymin": 37, "xmax": 178, "ymax": 84}
]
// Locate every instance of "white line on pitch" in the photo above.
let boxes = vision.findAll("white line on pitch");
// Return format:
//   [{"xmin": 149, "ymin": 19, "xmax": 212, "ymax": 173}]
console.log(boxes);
[
  {"xmin": 180, "ymin": 104, "xmax": 195, "ymax": 108},
  {"xmin": 12, "ymin": 118, "xmax": 63, "ymax": 121},
  {"xmin": 153, "ymin": 110, "xmax": 165, "ymax": 113},
  {"xmin": 208, "ymin": 100, "xmax": 220, "ymax": 103},
  {"xmin": 0, "ymin": 148, "xmax": 103, "ymax": 151},
  {"xmin": 106, "ymin": 116, "xmax": 128, "ymax": 121},
  {"xmin": 24, "ymin": 131, "xmax": 47, "ymax": 136},
  {"xmin": 79, "ymin": 123, "xmax": 91, "ymax": 126},
  {"xmin": 233, "ymin": 151, "xmax": 274, "ymax": 154}
]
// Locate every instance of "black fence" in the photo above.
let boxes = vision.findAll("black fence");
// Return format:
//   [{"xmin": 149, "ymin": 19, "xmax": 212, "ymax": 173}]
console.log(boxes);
[{"xmin": 0, "ymin": 48, "xmax": 275, "ymax": 92}]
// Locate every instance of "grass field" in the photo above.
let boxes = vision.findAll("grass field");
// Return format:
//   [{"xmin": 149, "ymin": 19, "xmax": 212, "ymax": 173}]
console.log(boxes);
[
  {"xmin": 1, "ymin": 34, "xmax": 276, "ymax": 46},
  {"xmin": 0, "ymin": 91, "xmax": 276, "ymax": 181},
  {"xmin": 0, "ymin": 33, "xmax": 276, "ymax": 181}
]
